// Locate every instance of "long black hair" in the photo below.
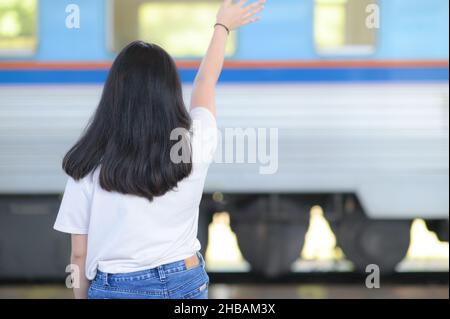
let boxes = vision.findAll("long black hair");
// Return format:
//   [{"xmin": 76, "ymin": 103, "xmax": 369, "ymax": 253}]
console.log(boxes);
[{"xmin": 63, "ymin": 41, "xmax": 192, "ymax": 201}]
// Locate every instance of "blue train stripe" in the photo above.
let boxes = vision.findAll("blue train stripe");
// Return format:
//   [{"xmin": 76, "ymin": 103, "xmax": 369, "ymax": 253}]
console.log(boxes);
[{"xmin": 0, "ymin": 67, "xmax": 448, "ymax": 84}]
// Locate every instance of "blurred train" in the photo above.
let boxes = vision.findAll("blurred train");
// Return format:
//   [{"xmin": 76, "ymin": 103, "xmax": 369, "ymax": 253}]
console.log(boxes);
[{"xmin": 0, "ymin": 0, "xmax": 448, "ymax": 280}]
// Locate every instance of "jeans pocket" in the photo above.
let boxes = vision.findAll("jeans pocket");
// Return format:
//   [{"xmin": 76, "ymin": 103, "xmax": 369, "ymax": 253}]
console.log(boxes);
[{"xmin": 176, "ymin": 266, "xmax": 209, "ymax": 299}]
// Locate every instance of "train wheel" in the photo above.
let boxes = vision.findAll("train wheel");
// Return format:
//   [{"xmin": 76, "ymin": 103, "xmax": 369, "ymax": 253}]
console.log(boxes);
[
  {"xmin": 232, "ymin": 221, "xmax": 307, "ymax": 278},
  {"xmin": 228, "ymin": 195, "xmax": 310, "ymax": 278},
  {"xmin": 334, "ymin": 217, "xmax": 412, "ymax": 274}
]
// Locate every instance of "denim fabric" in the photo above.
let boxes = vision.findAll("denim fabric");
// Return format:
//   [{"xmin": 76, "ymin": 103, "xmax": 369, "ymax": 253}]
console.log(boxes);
[{"xmin": 88, "ymin": 252, "xmax": 209, "ymax": 299}]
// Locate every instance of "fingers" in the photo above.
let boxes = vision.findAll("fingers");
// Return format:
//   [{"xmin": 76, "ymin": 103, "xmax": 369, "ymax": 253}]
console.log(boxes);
[
  {"xmin": 236, "ymin": 0, "xmax": 265, "ymax": 10},
  {"xmin": 246, "ymin": 0, "xmax": 266, "ymax": 9},
  {"xmin": 244, "ymin": 4, "xmax": 264, "ymax": 19},
  {"xmin": 244, "ymin": 0, "xmax": 265, "ymax": 9},
  {"xmin": 244, "ymin": 0, "xmax": 265, "ymax": 15},
  {"xmin": 243, "ymin": 0, "xmax": 265, "ymax": 20},
  {"xmin": 242, "ymin": 16, "xmax": 261, "ymax": 26}
]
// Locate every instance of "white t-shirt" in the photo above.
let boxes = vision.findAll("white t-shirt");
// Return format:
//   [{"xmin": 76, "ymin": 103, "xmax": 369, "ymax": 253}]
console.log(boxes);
[{"xmin": 54, "ymin": 107, "xmax": 217, "ymax": 280}]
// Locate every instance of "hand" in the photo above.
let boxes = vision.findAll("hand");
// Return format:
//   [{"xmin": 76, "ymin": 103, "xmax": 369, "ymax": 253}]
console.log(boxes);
[{"xmin": 216, "ymin": 0, "xmax": 266, "ymax": 31}]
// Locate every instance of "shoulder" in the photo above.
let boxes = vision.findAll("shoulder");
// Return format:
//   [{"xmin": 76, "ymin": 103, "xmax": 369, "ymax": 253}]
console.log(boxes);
[
  {"xmin": 66, "ymin": 168, "xmax": 97, "ymax": 196},
  {"xmin": 190, "ymin": 107, "xmax": 217, "ymax": 129}
]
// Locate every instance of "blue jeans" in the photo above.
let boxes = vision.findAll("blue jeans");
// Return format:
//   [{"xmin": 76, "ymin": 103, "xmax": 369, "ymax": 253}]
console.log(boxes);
[{"xmin": 88, "ymin": 252, "xmax": 209, "ymax": 299}]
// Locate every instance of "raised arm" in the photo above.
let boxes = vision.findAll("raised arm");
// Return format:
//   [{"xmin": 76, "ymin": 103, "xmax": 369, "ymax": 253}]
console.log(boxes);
[{"xmin": 190, "ymin": 0, "xmax": 265, "ymax": 116}]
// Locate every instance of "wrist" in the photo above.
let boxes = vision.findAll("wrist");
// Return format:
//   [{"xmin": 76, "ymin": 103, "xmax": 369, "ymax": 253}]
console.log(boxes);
[{"xmin": 214, "ymin": 22, "xmax": 230, "ymax": 35}]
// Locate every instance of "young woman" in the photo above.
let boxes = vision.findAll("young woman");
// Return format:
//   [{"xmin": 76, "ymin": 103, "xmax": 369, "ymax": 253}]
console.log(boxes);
[{"xmin": 53, "ymin": 0, "xmax": 265, "ymax": 299}]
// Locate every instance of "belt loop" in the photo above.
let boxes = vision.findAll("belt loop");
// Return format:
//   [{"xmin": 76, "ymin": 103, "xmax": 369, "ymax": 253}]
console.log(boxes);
[
  {"xmin": 103, "ymin": 273, "xmax": 109, "ymax": 287},
  {"xmin": 157, "ymin": 265, "xmax": 166, "ymax": 282}
]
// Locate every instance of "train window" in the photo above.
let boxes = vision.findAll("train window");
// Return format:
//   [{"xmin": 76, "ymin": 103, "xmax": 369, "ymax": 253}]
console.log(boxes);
[
  {"xmin": 0, "ymin": 0, "xmax": 37, "ymax": 56},
  {"xmin": 111, "ymin": 0, "xmax": 237, "ymax": 58},
  {"xmin": 314, "ymin": 0, "xmax": 377, "ymax": 55}
]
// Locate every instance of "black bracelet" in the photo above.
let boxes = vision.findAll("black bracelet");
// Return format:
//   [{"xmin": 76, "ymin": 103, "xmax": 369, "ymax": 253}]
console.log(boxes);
[{"xmin": 214, "ymin": 23, "xmax": 230, "ymax": 35}]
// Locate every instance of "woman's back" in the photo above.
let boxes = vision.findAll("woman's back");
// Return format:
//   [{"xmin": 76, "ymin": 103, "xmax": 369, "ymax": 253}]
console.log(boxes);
[
  {"xmin": 53, "ymin": 0, "xmax": 265, "ymax": 299},
  {"xmin": 55, "ymin": 107, "xmax": 217, "ymax": 280}
]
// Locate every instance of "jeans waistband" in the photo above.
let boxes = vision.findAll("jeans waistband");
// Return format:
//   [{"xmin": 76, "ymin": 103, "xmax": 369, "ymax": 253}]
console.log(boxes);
[{"xmin": 94, "ymin": 252, "xmax": 205, "ymax": 283}]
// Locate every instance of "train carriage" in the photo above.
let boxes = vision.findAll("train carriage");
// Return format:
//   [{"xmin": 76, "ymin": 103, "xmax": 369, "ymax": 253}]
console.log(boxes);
[{"xmin": 0, "ymin": 0, "xmax": 448, "ymax": 279}]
